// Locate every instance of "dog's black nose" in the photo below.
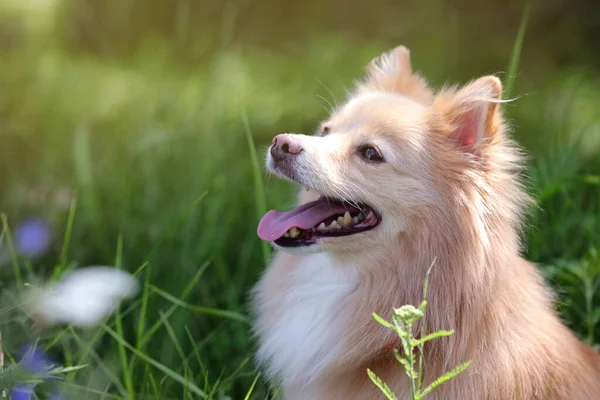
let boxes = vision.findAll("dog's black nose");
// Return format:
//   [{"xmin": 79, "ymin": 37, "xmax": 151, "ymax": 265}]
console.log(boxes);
[{"xmin": 270, "ymin": 134, "xmax": 303, "ymax": 162}]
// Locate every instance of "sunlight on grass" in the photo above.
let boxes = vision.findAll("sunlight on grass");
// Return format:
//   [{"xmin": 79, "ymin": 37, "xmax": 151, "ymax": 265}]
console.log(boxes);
[{"xmin": 0, "ymin": 0, "xmax": 597, "ymax": 398}]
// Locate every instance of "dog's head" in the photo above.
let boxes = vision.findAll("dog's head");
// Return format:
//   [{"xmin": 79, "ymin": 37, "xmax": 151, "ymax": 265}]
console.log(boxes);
[{"xmin": 258, "ymin": 46, "xmax": 509, "ymax": 254}]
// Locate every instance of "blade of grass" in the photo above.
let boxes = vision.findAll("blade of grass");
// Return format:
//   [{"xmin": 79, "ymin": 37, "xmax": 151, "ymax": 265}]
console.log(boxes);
[
  {"xmin": 59, "ymin": 196, "xmax": 78, "ymax": 269},
  {"xmin": 184, "ymin": 325, "xmax": 210, "ymax": 393},
  {"xmin": 244, "ymin": 372, "xmax": 261, "ymax": 400},
  {"xmin": 138, "ymin": 260, "xmax": 211, "ymax": 348},
  {"xmin": 0, "ymin": 227, "xmax": 4, "ymax": 263},
  {"xmin": 159, "ymin": 311, "xmax": 188, "ymax": 367},
  {"xmin": 73, "ymin": 326, "xmax": 105, "ymax": 366},
  {"xmin": 53, "ymin": 364, "xmax": 89, "ymax": 374},
  {"xmin": 132, "ymin": 260, "xmax": 149, "ymax": 277},
  {"xmin": 102, "ymin": 324, "xmax": 207, "ymax": 399},
  {"xmin": 60, "ymin": 382, "xmax": 123, "ymax": 399},
  {"xmin": 242, "ymin": 110, "xmax": 271, "ymax": 264},
  {"xmin": 113, "ymin": 234, "xmax": 135, "ymax": 399},
  {"xmin": 159, "ymin": 311, "xmax": 190, "ymax": 400},
  {"xmin": 0, "ymin": 213, "xmax": 22, "ymax": 291},
  {"xmin": 219, "ymin": 357, "xmax": 249, "ymax": 389},
  {"xmin": 44, "ymin": 327, "xmax": 70, "ymax": 351},
  {"xmin": 134, "ymin": 263, "xmax": 151, "ymax": 368},
  {"xmin": 150, "ymin": 284, "xmax": 249, "ymax": 324},
  {"xmin": 207, "ymin": 369, "xmax": 225, "ymax": 399},
  {"xmin": 147, "ymin": 369, "xmax": 160, "ymax": 397},
  {"xmin": 418, "ymin": 258, "xmax": 436, "ymax": 391},
  {"xmin": 504, "ymin": 1, "xmax": 532, "ymax": 99}
]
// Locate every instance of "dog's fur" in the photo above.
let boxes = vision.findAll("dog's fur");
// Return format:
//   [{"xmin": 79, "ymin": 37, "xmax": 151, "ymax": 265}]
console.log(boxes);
[{"xmin": 251, "ymin": 46, "xmax": 600, "ymax": 399}]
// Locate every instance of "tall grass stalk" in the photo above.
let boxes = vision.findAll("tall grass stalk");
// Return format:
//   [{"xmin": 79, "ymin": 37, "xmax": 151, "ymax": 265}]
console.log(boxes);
[
  {"xmin": 504, "ymin": 1, "xmax": 532, "ymax": 99},
  {"xmin": 243, "ymin": 110, "xmax": 271, "ymax": 264},
  {"xmin": 0, "ymin": 214, "xmax": 22, "ymax": 291}
]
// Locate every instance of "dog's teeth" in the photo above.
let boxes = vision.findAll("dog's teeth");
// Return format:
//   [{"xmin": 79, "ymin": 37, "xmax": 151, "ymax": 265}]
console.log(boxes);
[
  {"xmin": 284, "ymin": 231, "xmax": 290, "ymax": 238},
  {"xmin": 343, "ymin": 212, "xmax": 352, "ymax": 226},
  {"xmin": 329, "ymin": 221, "xmax": 340, "ymax": 229},
  {"xmin": 352, "ymin": 216, "xmax": 359, "ymax": 224},
  {"xmin": 289, "ymin": 227, "xmax": 300, "ymax": 238},
  {"xmin": 317, "ymin": 222, "xmax": 327, "ymax": 231},
  {"xmin": 336, "ymin": 216, "xmax": 344, "ymax": 226},
  {"xmin": 358, "ymin": 213, "xmax": 366, "ymax": 221}
]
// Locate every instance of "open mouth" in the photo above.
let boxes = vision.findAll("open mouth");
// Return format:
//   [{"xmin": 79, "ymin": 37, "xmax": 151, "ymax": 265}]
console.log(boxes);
[{"xmin": 257, "ymin": 197, "xmax": 381, "ymax": 247}]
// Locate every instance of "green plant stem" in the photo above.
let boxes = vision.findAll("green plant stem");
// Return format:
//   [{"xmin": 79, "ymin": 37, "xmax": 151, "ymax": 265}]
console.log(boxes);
[
  {"xmin": 0, "ymin": 214, "xmax": 22, "ymax": 291},
  {"xmin": 408, "ymin": 338, "xmax": 417, "ymax": 399},
  {"xmin": 505, "ymin": 1, "xmax": 532, "ymax": 99}
]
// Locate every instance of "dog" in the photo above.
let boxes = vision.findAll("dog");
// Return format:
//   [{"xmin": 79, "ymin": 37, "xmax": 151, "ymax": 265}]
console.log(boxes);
[{"xmin": 251, "ymin": 46, "xmax": 600, "ymax": 399}]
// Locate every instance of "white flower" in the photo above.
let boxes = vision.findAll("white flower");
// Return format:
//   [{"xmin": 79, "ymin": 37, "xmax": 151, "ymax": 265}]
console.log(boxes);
[{"xmin": 26, "ymin": 266, "xmax": 139, "ymax": 328}]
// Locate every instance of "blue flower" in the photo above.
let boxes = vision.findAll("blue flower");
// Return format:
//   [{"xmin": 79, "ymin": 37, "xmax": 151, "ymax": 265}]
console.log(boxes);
[
  {"xmin": 11, "ymin": 385, "xmax": 62, "ymax": 400},
  {"xmin": 15, "ymin": 219, "xmax": 50, "ymax": 258},
  {"xmin": 11, "ymin": 384, "xmax": 34, "ymax": 400},
  {"xmin": 19, "ymin": 344, "xmax": 52, "ymax": 374},
  {"xmin": 9, "ymin": 344, "xmax": 61, "ymax": 400}
]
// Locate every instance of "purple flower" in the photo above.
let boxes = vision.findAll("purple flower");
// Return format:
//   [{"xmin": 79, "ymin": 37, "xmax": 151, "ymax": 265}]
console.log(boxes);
[
  {"xmin": 15, "ymin": 219, "xmax": 50, "ymax": 258},
  {"xmin": 11, "ymin": 385, "xmax": 62, "ymax": 400},
  {"xmin": 10, "ymin": 345, "xmax": 61, "ymax": 400},
  {"xmin": 11, "ymin": 384, "xmax": 34, "ymax": 400},
  {"xmin": 19, "ymin": 344, "xmax": 52, "ymax": 374}
]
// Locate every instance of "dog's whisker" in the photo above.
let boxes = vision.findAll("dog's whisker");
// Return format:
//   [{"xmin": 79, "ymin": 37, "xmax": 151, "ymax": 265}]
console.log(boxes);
[
  {"xmin": 316, "ymin": 78, "xmax": 340, "ymax": 108},
  {"xmin": 316, "ymin": 94, "xmax": 334, "ymax": 114}
]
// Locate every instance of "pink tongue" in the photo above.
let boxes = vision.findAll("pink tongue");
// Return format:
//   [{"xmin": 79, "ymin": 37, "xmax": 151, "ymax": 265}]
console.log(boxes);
[{"xmin": 257, "ymin": 198, "xmax": 358, "ymax": 241}]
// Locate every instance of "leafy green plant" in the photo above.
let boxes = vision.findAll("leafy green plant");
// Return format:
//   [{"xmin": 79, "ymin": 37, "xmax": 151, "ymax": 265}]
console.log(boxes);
[{"xmin": 368, "ymin": 266, "xmax": 471, "ymax": 400}]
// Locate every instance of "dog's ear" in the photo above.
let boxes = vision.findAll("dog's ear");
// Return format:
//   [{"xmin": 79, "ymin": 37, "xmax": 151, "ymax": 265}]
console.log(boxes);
[
  {"xmin": 433, "ymin": 76, "xmax": 504, "ymax": 152},
  {"xmin": 356, "ymin": 46, "xmax": 433, "ymax": 105}
]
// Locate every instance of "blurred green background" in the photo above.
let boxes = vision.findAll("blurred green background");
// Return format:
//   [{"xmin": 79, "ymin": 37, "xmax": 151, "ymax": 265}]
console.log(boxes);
[{"xmin": 0, "ymin": 0, "xmax": 599, "ymax": 398}]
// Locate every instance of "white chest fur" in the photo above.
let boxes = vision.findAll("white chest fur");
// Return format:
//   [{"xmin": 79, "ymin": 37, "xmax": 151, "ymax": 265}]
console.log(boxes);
[{"xmin": 255, "ymin": 252, "xmax": 358, "ymax": 386}]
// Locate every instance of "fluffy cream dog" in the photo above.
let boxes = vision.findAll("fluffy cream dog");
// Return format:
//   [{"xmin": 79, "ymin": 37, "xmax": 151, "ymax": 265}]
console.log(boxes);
[{"xmin": 252, "ymin": 46, "xmax": 600, "ymax": 399}]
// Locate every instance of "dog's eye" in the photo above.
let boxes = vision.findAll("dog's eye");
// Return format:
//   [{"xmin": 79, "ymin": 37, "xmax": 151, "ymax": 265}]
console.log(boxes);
[
  {"xmin": 358, "ymin": 145, "xmax": 384, "ymax": 162},
  {"xmin": 321, "ymin": 126, "xmax": 330, "ymax": 137}
]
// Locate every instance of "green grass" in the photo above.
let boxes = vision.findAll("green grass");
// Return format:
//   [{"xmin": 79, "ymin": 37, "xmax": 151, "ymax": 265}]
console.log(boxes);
[
  {"xmin": 504, "ymin": 1, "xmax": 532, "ymax": 100},
  {"xmin": 243, "ymin": 111, "xmax": 271, "ymax": 265},
  {"xmin": 0, "ymin": 1, "xmax": 599, "ymax": 398}
]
